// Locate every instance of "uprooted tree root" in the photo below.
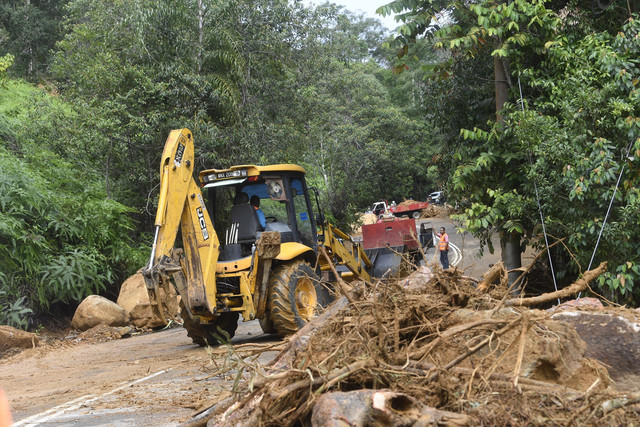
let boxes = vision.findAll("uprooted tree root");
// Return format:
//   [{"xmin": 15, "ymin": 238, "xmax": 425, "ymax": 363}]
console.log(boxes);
[{"xmin": 198, "ymin": 264, "xmax": 638, "ymax": 426}]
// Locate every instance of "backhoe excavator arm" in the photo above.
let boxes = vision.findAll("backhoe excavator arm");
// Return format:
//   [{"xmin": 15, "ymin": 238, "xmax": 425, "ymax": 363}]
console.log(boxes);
[
  {"xmin": 142, "ymin": 129, "xmax": 220, "ymax": 322},
  {"xmin": 321, "ymin": 223, "xmax": 372, "ymax": 282}
]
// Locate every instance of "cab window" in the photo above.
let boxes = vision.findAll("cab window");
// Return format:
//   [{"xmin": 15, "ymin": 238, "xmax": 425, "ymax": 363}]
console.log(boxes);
[{"xmin": 291, "ymin": 179, "xmax": 314, "ymax": 247}]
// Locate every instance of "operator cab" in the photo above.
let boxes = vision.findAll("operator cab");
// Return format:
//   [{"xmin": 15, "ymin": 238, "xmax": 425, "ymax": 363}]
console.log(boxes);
[{"xmin": 200, "ymin": 165, "xmax": 318, "ymax": 260}]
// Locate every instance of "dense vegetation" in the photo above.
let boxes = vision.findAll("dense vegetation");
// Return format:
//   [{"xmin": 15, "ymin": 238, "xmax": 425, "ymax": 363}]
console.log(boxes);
[{"xmin": 1, "ymin": 0, "xmax": 640, "ymax": 327}]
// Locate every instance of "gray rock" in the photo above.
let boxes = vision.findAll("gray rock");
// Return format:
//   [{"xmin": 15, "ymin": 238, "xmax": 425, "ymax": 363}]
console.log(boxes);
[{"xmin": 552, "ymin": 310, "xmax": 640, "ymax": 390}]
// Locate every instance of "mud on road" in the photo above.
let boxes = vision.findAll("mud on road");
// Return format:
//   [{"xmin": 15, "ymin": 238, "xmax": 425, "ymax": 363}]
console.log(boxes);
[{"xmin": 2, "ymin": 321, "xmax": 281, "ymax": 426}]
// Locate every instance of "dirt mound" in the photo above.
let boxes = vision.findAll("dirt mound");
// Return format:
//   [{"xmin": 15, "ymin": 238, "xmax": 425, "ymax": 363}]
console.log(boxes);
[
  {"xmin": 76, "ymin": 324, "xmax": 133, "ymax": 343},
  {"xmin": 397, "ymin": 198, "xmax": 423, "ymax": 207},
  {"xmin": 353, "ymin": 212, "xmax": 378, "ymax": 235},
  {"xmin": 0, "ymin": 326, "xmax": 38, "ymax": 353},
  {"xmin": 209, "ymin": 265, "xmax": 640, "ymax": 426}
]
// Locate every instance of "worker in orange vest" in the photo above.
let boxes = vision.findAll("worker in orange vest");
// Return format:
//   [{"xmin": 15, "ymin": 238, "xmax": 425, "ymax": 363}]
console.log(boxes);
[
  {"xmin": 0, "ymin": 388, "xmax": 12, "ymax": 427},
  {"xmin": 434, "ymin": 226, "xmax": 450, "ymax": 269}
]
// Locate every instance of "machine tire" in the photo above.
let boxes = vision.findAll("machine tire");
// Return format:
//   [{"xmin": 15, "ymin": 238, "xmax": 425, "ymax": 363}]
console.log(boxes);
[
  {"xmin": 411, "ymin": 210, "xmax": 421, "ymax": 219},
  {"xmin": 180, "ymin": 302, "xmax": 239, "ymax": 347},
  {"xmin": 268, "ymin": 260, "xmax": 331, "ymax": 337},
  {"xmin": 258, "ymin": 311, "xmax": 275, "ymax": 334}
]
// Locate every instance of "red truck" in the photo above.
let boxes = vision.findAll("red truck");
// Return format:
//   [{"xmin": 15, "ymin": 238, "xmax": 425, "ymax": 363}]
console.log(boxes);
[
  {"xmin": 372, "ymin": 200, "xmax": 429, "ymax": 219},
  {"xmin": 360, "ymin": 215, "xmax": 433, "ymax": 277}
]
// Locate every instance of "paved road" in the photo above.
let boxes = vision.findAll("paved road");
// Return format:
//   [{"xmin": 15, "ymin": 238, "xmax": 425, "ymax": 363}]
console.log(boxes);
[
  {"xmin": 5, "ymin": 321, "xmax": 280, "ymax": 427},
  {"xmin": 417, "ymin": 218, "xmax": 500, "ymax": 278}
]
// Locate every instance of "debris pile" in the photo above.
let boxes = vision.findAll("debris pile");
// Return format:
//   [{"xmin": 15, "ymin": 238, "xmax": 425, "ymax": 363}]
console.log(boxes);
[
  {"xmin": 419, "ymin": 204, "xmax": 444, "ymax": 218},
  {"xmin": 204, "ymin": 264, "xmax": 640, "ymax": 426}
]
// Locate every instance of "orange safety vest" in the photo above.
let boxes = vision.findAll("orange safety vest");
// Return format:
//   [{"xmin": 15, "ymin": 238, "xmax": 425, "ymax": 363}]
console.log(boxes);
[{"xmin": 439, "ymin": 233, "xmax": 449, "ymax": 251}]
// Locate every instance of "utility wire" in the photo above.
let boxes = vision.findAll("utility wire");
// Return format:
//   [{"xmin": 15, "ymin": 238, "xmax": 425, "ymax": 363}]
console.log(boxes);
[
  {"xmin": 577, "ymin": 141, "xmax": 633, "ymax": 299},
  {"xmin": 518, "ymin": 78, "xmax": 560, "ymax": 303},
  {"xmin": 587, "ymin": 142, "xmax": 632, "ymax": 272}
]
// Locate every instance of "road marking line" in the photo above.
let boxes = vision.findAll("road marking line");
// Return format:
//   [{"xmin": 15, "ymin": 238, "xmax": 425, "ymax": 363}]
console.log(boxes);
[
  {"xmin": 450, "ymin": 243, "xmax": 461, "ymax": 267},
  {"xmin": 423, "ymin": 242, "xmax": 461, "ymax": 267},
  {"xmin": 14, "ymin": 368, "xmax": 171, "ymax": 426},
  {"xmin": 12, "ymin": 394, "xmax": 95, "ymax": 426}
]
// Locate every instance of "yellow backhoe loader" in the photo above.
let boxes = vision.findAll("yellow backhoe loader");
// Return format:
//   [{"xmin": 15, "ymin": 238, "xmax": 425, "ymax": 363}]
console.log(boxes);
[{"xmin": 142, "ymin": 129, "xmax": 372, "ymax": 345}]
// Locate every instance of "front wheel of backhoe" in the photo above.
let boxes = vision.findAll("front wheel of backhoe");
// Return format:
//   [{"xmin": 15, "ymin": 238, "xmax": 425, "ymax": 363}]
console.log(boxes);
[
  {"xmin": 180, "ymin": 303, "xmax": 239, "ymax": 347},
  {"xmin": 268, "ymin": 261, "xmax": 332, "ymax": 337}
]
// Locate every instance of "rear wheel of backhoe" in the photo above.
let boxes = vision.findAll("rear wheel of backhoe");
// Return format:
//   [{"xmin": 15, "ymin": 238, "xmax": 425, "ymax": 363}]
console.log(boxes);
[
  {"xmin": 258, "ymin": 311, "xmax": 275, "ymax": 334},
  {"xmin": 180, "ymin": 303, "xmax": 239, "ymax": 347},
  {"xmin": 268, "ymin": 260, "xmax": 332, "ymax": 337}
]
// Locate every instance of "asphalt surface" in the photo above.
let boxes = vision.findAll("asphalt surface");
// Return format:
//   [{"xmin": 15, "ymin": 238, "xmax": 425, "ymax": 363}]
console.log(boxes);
[
  {"xmin": 7, "ymin": 321, "xmax": 280, "ymax": 427},
  {"xmin": 417, "ymin": 218, "xmax": 501, "ymax": 278}
]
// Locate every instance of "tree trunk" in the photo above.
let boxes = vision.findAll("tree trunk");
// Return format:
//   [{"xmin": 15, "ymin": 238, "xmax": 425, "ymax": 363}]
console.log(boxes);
[
  {"xmin": 197, "ymin": 0, "xmax": 204, "ymax": 74},
  {"xmin": 500, "ymin": 230, "xmax": 522, "ymax": 293},
  {"xmin": 495, "ymin": 50, "xmax": 522, "ymax": 290},
  {"xmin": 494, "ymin": 54, "xmax": 509, "ymax": 123}
]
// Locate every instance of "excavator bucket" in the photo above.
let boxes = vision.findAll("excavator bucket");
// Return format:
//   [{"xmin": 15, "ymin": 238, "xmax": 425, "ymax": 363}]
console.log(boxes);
[{"xmin": 365, "ymin": 246, "xmax": 405, "ymax": 277}]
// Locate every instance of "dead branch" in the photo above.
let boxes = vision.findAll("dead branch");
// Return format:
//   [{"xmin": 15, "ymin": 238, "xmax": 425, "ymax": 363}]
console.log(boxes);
[
  {"xmin": 477, "ymin": 262, "xmax": 505, "ymax": 292},
  {"xmin": 387, "ymin": 362, "xmax": 582, "ymax": 394},
  {"xmin": 269, "ymin": 296, "xmax": 349, "ymax": 370},
  {"xmin": 268, "ymin": 359, "xmax": 370, "ymax": 402},
  {"xmin": 409, "ymin": 318, "xmax": 510, "ymax": 361},
  {"xmin": 601, "ymin": 391, "xmax": 640, "ymax": 414},
  {"xmin": 178, "ymin": 396, "xmax": 235, "ymax": 427},
  {"xmin": 505, "ymin": 262, "xmax": 607, "ymax": 307},
  {"xmin": 421, "ymin": 317, "xmax": 523, "ymax": 383},
  {"xmin": 512, "ymin": 313, "xmax": 529, "ymax": 387},
  {"xmin": 320, "ymin": 247, "xmax": 355, "ymax": 303},
  {"xmin": 490, "ymin": 240, "xmax": 564, "ymax": 315}
]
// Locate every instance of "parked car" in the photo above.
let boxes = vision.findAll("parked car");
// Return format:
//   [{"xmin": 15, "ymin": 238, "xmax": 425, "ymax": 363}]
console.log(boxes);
[{"xmin": 428, "ymin": 191, "xmax": 444, "ymax": 205}]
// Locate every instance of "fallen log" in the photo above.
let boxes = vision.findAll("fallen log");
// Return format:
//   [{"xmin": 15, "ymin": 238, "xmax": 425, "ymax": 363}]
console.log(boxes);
[
  {"xmin": 311, "ymin": 389, "xmax": 470, "ymax": 427},
  {"xmin": 178, "ymin": 396, "xmax": 234, "ymax": 427},
  {"xmin": 505, "ymin": 262, "xmax": 607, "ymax": 307}
]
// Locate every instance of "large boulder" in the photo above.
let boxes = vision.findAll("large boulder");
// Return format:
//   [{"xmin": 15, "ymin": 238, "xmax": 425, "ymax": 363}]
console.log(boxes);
[
  {"xmin": 71, "ymin": 295, "xmax": 129, "ymax": 331},
  {"xmin": 0, "ymin": 326, "xmax": 39, "ymax": 352},
  {"xmin": 116, "ymin": 273, "xmax": 178, "ymax": 329},
  {"xmin": 552, "ymin": 309, "xmax": 640, "ymax": 390}
]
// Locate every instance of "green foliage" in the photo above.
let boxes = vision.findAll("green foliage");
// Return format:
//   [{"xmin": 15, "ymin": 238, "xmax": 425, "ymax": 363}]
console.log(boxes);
[
  {"xmin": 0, "ymin": 53, "xmax": 14, "ymax": 87},
  {"xmin": 0, "ymin": 80, "xmax": 147, "ymax": 325},
  {"xmin": 0, "ymin": 146, "xmax": 142, "ymax": 314},
  {"xmin": 381, "ymin": 0, "xmax": 640, "ymax": 301},
  {"xmin": 0, "ymin": 290, "xmax": 32, "ymax": 330},
  {"xmin": 451, "ymin": 14, "xmax": 640, "ymax": 301},
  {"xmin": 0, "ymin": 0, "xmax": 69, "ymax": 79}
]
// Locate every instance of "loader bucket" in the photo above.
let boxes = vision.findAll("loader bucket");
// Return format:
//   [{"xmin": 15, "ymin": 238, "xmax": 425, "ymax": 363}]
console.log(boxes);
[{"xmin": 366, "ymin": 246, "xmax": 405, "ymax": 278}]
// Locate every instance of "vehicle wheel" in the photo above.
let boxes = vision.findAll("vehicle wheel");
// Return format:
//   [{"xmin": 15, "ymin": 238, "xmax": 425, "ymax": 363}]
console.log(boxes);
[
  {"xmin": 180, "ymin": 302, "xmax": 239, "ymax": 347},
  {"xmin": 269, "ymin": 260, "xmax": 331, "ymax": 337},
  {"xmin": 259, "ymin": 311, "xmax": 275, "ymax": 333},
  {"xmin": 411, "ymin": 211, "xmax": 421, "ymax": 219}
]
